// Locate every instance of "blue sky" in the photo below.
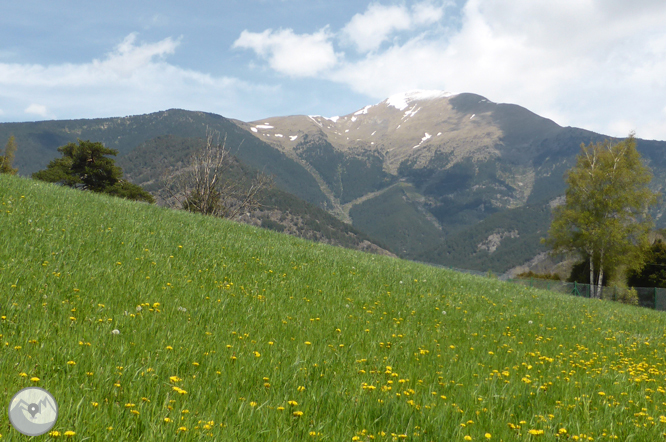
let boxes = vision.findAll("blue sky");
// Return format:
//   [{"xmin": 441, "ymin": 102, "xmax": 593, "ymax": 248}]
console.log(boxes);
[{"xmin": 2, "ymin": 0, "xmax": 666, "ymax": 140}]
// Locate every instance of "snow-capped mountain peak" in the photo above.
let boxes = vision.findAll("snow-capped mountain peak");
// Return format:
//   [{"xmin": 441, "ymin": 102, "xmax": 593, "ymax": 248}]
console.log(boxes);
[{"xmin": 384, "ymin": 90, "xmax": 456, "ymax": 111}]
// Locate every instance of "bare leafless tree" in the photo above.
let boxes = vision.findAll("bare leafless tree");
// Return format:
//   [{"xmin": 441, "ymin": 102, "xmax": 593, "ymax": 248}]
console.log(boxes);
[{"xmin": 161, "ymin": 129, "xmax": 273, "ymax": 220}]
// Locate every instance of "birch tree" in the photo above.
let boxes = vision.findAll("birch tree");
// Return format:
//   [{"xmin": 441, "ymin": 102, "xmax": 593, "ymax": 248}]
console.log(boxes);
[{"xmin": 542, "ymin": 134, "xmax": 660, "ymax": 298}]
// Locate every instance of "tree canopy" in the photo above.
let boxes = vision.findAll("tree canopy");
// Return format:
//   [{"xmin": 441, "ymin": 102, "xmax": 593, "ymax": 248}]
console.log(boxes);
[
  {"xmin": 627, "ymin": 239, "xmax": 666, "ymax": 288},
  {"xmin": 32, "ymin": 139, "xmax": 154, "ymax": 203},
  {"xmin": 542, "ymin": 134, "xmax": 660, "ymax": 298},
  {"xmin": 0, "ymin": 136, "xmax": 18, "ymax": 175}
]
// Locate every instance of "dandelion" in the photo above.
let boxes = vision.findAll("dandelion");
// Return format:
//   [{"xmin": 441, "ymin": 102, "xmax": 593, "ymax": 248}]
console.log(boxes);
[
  {"xmin": 485, "ymin": 433, "xmax": 492, "ymax": 439},
  {"xmin": 178, "ymin": 426, "xmax": 187, "ymax": 432},
  {"xmin": 254, "ymin": 351, "xmax": 261, "ymax": 357},
  {"xmin": 528, "ymin": 429, "xmax": 544, "ymax": 435},
  {"xmin": 250, "ymin": 401, "xmax": 257, "ymax": 407},
  {"xmin": 464, "ymin": 437, "xmax": 471, "ymax": 441},
  {"xmin": 67, "ymin": 360, "xmax": 76, "ymax": 366},
  {"xmin": 30, "ymin": 377, "xmax": 40, "ymax": 382},
  {"xmin": 92, "ymin": 402, "xmax": 99, "ymax": 407},
  {"xmin": 111, "ymin": 329, "xmax": 120, "ymax": 336},
  {"xmin": 19, "ymin": 372, "xmax": 27, "ymax": 377},
  {"xmin": 288, "ymin": 400, "xmax": 298, "ymax": 406},
  {"xmin": 164, "ymin": 417, "xmax": 173, "ymax": 423},
  {"xmin": 293, "ymin": 411, "xmax": 303, "ymax": 417},
  {"xmin": 170, "ymin": 376, "xmax": 182, "ymax": 383},
  {"xmin": 49, "ymin": 431, "xmax": 61, "ymax": 437},
  {"xmin": 64, "ymin": 431, "xmax": 76, "ymax": 437}
]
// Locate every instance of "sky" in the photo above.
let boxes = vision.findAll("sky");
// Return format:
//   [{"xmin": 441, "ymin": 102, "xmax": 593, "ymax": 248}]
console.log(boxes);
[{"xmin": 1, "ymin": 0, "xmax": 666, "ymax": 140}]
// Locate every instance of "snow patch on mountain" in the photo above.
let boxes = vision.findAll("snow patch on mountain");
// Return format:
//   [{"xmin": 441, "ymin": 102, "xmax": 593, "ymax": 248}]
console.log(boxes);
[
  {"xmin": 354, "ymin": 105, "xmax": 372, "ymax": 116},
  {"xmin": 325, "ymin": 116, "xmax": 339, "ymax": 123},
  {"xmin": 386, "ymin": 90, "xmax": 455, "ymax": 111},
  {"xmin": 413, "ymin": 132, "xmax": 432, "ymax": 149},
  {"xmin": 255, "ymin": 124, "xmax": 274, "ymax": 129},
  {"xmin": 289, "ymin": 135, "xmax": 298, "ymax": 141}
]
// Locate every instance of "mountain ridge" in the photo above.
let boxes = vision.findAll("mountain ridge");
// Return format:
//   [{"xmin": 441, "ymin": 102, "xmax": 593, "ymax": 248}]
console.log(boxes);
[{"xmin": 3, "ymin": 91, "xmax": 665, "ymax": 275}]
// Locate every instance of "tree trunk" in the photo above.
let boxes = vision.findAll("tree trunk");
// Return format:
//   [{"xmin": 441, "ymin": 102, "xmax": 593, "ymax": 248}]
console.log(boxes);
[
  {"xmin": 590, "ymin": 254, "xmax": 595, "ymax": 298},
  {"xmin": 597, "ymin": 249, "xmax": 605, "ymax": 299}
]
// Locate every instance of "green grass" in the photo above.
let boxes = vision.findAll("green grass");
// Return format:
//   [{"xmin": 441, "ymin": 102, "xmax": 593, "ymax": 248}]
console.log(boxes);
[{"xmin": 2, "ymin": 173, "xmax": 666, "ymax": 441}]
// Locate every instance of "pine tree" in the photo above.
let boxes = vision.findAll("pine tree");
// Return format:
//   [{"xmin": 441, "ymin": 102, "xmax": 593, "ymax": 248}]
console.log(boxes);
[
  {"xmin": 0, "ymin": 136, "xmax": 19, "ymax": 175},
  {"xmin": 33, "ymin": 139, "xmax": 154, "ymax": 203},
  {"xmin": 542, "ymin": 134, "xmax": 660, "ymax": 298}
]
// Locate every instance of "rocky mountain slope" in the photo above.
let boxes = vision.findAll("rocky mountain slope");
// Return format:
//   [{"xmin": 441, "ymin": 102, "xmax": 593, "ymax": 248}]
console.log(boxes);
[
  {"xmin": 237, "ymin": 90, "xmax": 666, "ymax": 272},
  {"xmin": 4, "ymin": 90, "xmax": 665, "ymax": 275}
]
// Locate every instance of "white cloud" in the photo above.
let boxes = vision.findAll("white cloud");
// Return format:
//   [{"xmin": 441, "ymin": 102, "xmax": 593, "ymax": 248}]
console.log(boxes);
[
  {"xmin": 329, "ymin": 0, "xmax": 666, "ymax": 140},
  {"xmin": 25, "ymin": 104, "xmax": 49, "ymax": 118},
  {"xmin": 0, "ymin": 33, "xmax": 276, "ymax": 122},
  {"xmin": 232, "ymin": 0, "xmax": 666, "ymax": 139},
  {"xmin": 233, "ymin": 28, "xmax": 340, "ymax": 77},
  {"xmin": 341, "ymin": 2, "xmax": 445, "ymax": 53}
]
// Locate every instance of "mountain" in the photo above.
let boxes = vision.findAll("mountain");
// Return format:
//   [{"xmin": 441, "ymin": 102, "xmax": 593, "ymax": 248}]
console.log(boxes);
[
  {"xmin": 0, "ymin": 112, "xmax": 394, "ymax": 258},
  {"xmin": 237, "ymin": 90, "xmax": 666, "ymax": 273},
  {"xmin": 3, "ymin": 91, "xmax": 666, "ymax": 275}
]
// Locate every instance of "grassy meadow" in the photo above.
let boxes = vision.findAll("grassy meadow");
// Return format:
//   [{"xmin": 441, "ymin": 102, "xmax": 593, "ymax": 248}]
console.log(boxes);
[{"xmin": 3, "ymin": 173, "xmax": 666, "ymax": 441}]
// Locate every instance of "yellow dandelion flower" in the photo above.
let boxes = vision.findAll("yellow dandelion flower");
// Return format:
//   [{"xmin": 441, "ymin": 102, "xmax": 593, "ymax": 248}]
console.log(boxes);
[
  {"xmin": 64, "ymin": 430, "xmax": 76, "ymax": 437},
  {"xmin": 254, "ymin": 351, "xmax": 261, "ymax": 357},
  {"xmin": 166, "ymin": 346, "xmax": 173, "ymax": 350},
  {"xmin": 125, "ymin": 403, "xmax": 135, "ymax": 408},
  {"xmin": 178, "ymin": 426, "xmax": 187, "ymax": 432},
  {"xmin": 293, "ymin": 411, "xmax": 303, "ymax": 417},
  {"xmin": 164, "ymin": 417, "xmax": 173, "ymax": 423},
  {"xmin": 288, "ymin": 400, "xmax": 298, "ymax": 406},
  {"xmin": 19, "ymin": 372, "xmax": 27, "ymax": 377},
  {"xmin": 92, "ymin": 402, "xmax": 99, "ymax": 407},
  {"xmin": 30, "ymin": 377, "xmax": 40, "ymax": 382},
  {"xmin": 250, "ymin": 401, "xmax": 257, "ymax": 407},
  {"xmin": 67, "ymin": 361, "xmax": 76, "ymax": 366},
  {"xmin": 277, "ymin": 406, "xmax": 285, "ymax": 411},
  {"xmin": 192, "ymin": 362, "xmax": 199, "ymax": 366},
  {"xmin": 170, "ymin": 376, "xmax": 182, "ymax": 383},
  {"xmin": 463, "ymin": 436, "xmax": 471, "ymax": 441},
  {"xmin": 485, "ymin": 433, "xmax": 492, "ymax": 439}
]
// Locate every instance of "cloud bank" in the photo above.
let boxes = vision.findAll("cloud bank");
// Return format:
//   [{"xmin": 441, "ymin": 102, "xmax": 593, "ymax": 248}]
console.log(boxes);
[
  {"xmin": 0, "ymin": 33, "xmax": 275, "ymax": 122},
  {"xmin": 235, "ymin": 0, "xmax": 666, "ymax": 140}
]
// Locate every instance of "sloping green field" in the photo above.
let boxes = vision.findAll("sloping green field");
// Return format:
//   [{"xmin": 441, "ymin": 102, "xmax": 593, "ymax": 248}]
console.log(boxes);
[{"xmin": 2, "ymin": 174, "xmax": 666, "ymax": 441}]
